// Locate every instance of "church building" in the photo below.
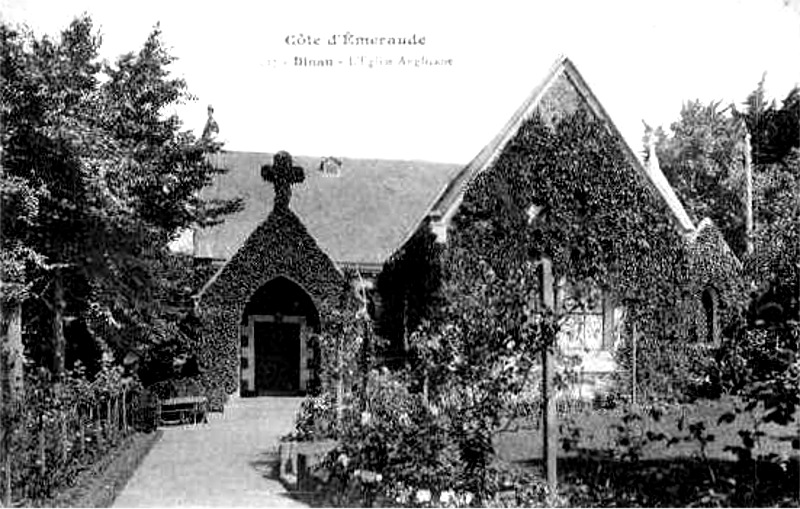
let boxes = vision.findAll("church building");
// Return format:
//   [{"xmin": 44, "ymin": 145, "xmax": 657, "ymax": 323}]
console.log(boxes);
[{"xmin": 181, "ymin": 56, "xmax": 740, "ymax": 400}]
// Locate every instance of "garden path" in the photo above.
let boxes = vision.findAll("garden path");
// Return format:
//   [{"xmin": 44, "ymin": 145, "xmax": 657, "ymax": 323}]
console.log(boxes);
[{"xmin": 113, "ymin": 396, "xmax": 307, "ymax": 507}]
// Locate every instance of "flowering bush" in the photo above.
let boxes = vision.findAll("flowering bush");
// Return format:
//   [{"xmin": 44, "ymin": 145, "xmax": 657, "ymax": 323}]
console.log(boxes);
[
  {"xmin": 284, "ymin": 391, "xmax": 338, "ymax": 442},
  {"xmin": 330, "ymin": 369, "xmax": 463, "ymax": 496}
]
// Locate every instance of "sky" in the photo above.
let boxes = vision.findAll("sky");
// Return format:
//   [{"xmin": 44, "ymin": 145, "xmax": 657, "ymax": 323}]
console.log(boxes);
[{"xmin": 2, "ymin": 0, "xmax": 799, "ymax": 164}]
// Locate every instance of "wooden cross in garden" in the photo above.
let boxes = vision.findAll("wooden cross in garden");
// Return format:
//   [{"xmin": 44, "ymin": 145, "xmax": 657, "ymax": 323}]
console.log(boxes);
[{"xmin": 261, "ymin": 151, "xmax": 305, "ymax": 210}]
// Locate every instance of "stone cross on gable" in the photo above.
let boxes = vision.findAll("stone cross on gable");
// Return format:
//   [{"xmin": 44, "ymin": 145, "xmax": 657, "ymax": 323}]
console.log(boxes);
[{"xmin": 261, "ymin": 151, "xmax": 305, "ymax": 210}]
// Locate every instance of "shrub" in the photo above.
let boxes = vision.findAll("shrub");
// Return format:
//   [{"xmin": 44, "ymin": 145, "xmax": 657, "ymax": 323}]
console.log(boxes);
[
  {"xmin": 284, "ymin": 391, "xmax": 338, "ymax": 442},
  {"xmin": 332, "ymin": 369, "xmax": 463, "ymax": 496},
  {"xmin": 0, "ymin": 359, "xmax": 154, "ymax": 505}
]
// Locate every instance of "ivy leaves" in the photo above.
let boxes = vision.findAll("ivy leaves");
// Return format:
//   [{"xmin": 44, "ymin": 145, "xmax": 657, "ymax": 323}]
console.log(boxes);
[{"xmin": 456, "ymin": 109, "xmax": 688, "ymax": 317}]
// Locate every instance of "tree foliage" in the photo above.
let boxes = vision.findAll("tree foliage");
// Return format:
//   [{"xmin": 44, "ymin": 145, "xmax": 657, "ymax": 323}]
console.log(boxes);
[
  {"xmin": 654, "ymin": 101, "xmax": 748, "ymax": 255},
  {"xmin": 736, "ymin": 78, "xmax": 800, "ymax": 168},
  {"xmin": 654, "ymin": 82, "xmax": 799, "ymax": 476},
  {"xmin": 456, "ymin": 109, "xmax": 692, "ymax": 344},
  {"xmin": 655, "ymin": 81, "xmax": 799, "ymax": 323},
  {"xmin": 0, "ymin": 16, "xmax": 240, "ymax": 377},
  {"xmin": 656, "ymin": 83, "xmax": 800, "ymax": 265},
  {"xmin": 747, "ymin": 154, "xmax": 799, "ymax": 324}
]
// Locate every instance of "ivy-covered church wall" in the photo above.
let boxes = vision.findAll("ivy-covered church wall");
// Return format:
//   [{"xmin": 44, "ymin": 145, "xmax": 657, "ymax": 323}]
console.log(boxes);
[
  {"xmin": 686, "ymin": 220, "xmax": 746, "ymax": 342},
  {"xmin": 449, "ymin": 107, "xmax": 714, "ymax": 398},
  {"xmin": 194, "ymin": 207, "xmax": 344, "ymax": 400},
  {"xmin": 375, "ymin": 219, "xmax": 445, "ymax": 364}
]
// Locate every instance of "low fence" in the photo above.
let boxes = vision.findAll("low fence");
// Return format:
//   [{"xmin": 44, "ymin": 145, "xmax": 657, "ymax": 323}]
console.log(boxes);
[{"xmin": 0, "ymin": 384, "xmax": 158, "ymax": 505}]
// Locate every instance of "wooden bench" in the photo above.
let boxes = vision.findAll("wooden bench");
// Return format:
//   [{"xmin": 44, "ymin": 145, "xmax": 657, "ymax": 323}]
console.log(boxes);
[{"xmin": 157, "ymin": 396, "xmax": 208, "ymax": 426}]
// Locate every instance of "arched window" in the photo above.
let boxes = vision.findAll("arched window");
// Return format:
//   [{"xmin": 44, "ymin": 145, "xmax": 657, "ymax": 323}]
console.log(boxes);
[{"xmin": 701, "ymin": 288, "xmax": 718, "ymax": 344}]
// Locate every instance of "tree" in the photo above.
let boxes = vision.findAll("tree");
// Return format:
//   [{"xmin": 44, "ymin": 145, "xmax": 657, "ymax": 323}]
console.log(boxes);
[
  {"xmin": 747, "ymin": 152, "xmax": 799, "ymax": 324},
  {"xmin": 655, "ymin": 100, "xmax": 748, "ymax": 256},
  {"xmin": 409, "ymin": 247, "xmax": 546, "ymax": 498},
  {"xmin": 657, "ymin": 80, "xmax": 800, "ymax": 261},
  {"xmin": 0, "ymin": 16, "xmax": 240, "ymax": 380},
  {"xmin": 736, "ymin": 82, "xmax": 799, "ymax": 323},
  {"xmin": 736, "ymin": 78, "xmax": 800, "ymax": 168},
  {"xmin": 656, "ymin": 83, "xmax": 799, "ymax": 322}
]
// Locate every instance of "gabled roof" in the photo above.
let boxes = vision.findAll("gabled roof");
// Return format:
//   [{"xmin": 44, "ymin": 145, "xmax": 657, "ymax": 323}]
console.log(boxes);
[
  {"xmin": 195, "ymin": 152, "xmax": 461, "ymax": 267},
  {"xmin": 688, "ymin": 217, "xmax": 743, "ymax": 269},
  {"xmin": 428, "ymin": 56, "xmax": 697, "ymax": 236}
]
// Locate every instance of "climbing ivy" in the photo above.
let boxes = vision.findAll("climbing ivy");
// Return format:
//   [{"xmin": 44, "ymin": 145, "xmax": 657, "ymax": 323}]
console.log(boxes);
[
  {"xmin": 375, "ymin": 220, "xmax": 444, "ymax": 365},
  {"xmin": 456, "ymin": 111, "xmax": 682, "ymax": 333},
  {"xmin": 194, "ymin": 207, "xmax": 345, "ymax": 404},
  {"xmin": 449, "ymin": 108, "xmax": 740, "ymax": 399}
]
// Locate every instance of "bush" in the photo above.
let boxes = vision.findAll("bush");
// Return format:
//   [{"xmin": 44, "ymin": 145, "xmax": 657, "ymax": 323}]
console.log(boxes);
[
  {"xmin": 0, "ymin": 359, "xmax": 154, "ymax": 505},
  {"xmin": 337, "ymin": 370, "xmax": 462, "ymax": 493},
  {"xmin": 284, "ymin": 391, "xmax": 338, "ymax": 442},
  {"xmin": 303, "ymin": 369, "xmax": 465, "ymax": 506}
]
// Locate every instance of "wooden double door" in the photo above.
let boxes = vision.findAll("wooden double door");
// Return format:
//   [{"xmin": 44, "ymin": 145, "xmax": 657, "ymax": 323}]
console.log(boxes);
[{"xmin": 253, "ymin": 321, "xmax": 301, "ymax": 394}]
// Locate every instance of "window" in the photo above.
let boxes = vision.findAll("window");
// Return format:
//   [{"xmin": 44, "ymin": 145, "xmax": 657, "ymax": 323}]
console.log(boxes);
[
  {"xmin": 701, "ymin": 288, "xmax": 718, "ymax": 344},
  {"xmin": 558, "ymin": 282, "xmax": 606, "ymax": 352}
]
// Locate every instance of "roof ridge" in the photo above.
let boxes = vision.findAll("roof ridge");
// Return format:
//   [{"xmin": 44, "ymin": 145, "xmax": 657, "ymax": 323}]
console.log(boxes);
[
  {"xmin": 218, "ymin": 150, "xmax": 461, "ymax": 167},
  {"xmin": 686, "ymin": 216, "xmax": 743, "ymax": 269},
  {"xmin": 429, "ymin": 56, "xmax": 570, "ymax": 220},
  {"xmin": 195, "ymin": 151, "xmax": 460, "ymax": 265},
  {"xmin": 427, "ymin": 55, "xmax": 697, "ymax": 236}
]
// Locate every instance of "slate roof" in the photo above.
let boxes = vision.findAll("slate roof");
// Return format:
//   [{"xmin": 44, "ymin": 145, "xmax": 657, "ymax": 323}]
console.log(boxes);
[
  {"xmin": 195, "ymin": 151, "xmax": 461, "ymax": 267},
  {"xmin": 193, "ymin": 57, "xmax": 713, "ymax": 275}
]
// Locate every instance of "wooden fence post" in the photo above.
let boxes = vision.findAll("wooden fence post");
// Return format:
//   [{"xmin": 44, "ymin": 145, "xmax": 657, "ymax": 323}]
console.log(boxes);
[
  {"xmin": 122, "ymin": 390, "xmax": 128, "ymax": 434},
  {"xmin": 336, "ymin": 335, "xmax": 344, "ymax": 430},
  {"xmin": 94, "ymin": 403, "xmax": 102, "ymax": 449},
  {"xmin": 106, "ymin": 398, "xmax": 112, "ymax": 443},
  {"xmin": 631, "ymin": 323, "xmax": 638, "ymax": 406},
  {"xmin": 60, "ymin": 409, "xmax": 67, "ymax": 464},
  {"xmin": 1, "ymin": 413, "xmax": 10, "ymax": 507},
  {"xmin": 538, "ymin": 258, "xmax": 557, "ymax": 492},
  {"xmin": 38, "ymin": 418, "xmax": 46, "ymax": 479},
  {"xmin": 79, "ymin": 406, "xmax": 85, "ymax": 456},
  {"xmin": 4, "ymin": 448, "xmax": 10, "ymax": 508}
]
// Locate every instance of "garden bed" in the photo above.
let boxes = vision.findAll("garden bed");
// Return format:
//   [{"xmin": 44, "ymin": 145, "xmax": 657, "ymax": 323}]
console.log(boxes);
[
  {"xmin": 36, "ymin": 430, "xmax": 162, "ymax": 508},
  {"xmin": 519, "ymin": 454, "xmax": 799, "ymax": 507}
]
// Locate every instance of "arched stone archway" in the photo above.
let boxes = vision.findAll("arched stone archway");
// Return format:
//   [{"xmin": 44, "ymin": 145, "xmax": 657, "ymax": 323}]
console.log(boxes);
[{"xmin": 240, "ymin": 276, "xmax": 320, "ymax": 396}]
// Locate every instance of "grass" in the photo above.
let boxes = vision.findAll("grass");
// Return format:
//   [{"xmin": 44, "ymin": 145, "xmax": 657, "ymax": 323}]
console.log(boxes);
[
  {"xmin": 39, "ymin": 430, "xmax": 162, "ymax": 508},
  {"xmin": 495, "ymin": 396, "xmax": 800, "ymax": 506},
  {"xmin": 496, "ymin": 396, "xmax": 798, "ymax": 462}
]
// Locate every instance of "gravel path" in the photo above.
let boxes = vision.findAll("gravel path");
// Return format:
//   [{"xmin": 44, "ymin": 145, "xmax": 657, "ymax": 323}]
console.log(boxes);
[{"xmin": 113, "ymin": 396, "xmax": 307, "ymax": 507}]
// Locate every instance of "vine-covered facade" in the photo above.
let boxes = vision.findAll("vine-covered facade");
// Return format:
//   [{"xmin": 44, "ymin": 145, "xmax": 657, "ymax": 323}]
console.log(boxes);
[
  {"xmin": 193, "ymin": 153, "xmax": 345, "ymax": 399},
  {"xmin": 186, "ymin": 57, "xmax": 741, "ymax": 402}
]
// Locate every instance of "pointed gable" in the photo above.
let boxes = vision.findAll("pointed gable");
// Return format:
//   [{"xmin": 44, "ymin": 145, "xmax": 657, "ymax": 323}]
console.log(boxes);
[
  {"xmin": 197, "ymin": 207, "xmax": 343, "ymax": 310},
  {"xmin": 429, "ymin": 56, "xmax": 696, "ymax": 236}
]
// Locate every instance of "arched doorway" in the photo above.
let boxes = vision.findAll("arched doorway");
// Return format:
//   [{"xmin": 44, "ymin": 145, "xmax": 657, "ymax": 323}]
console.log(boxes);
[{"xmin": 240, "ymin": 276, "xmax": 320, "ymax": 396}]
